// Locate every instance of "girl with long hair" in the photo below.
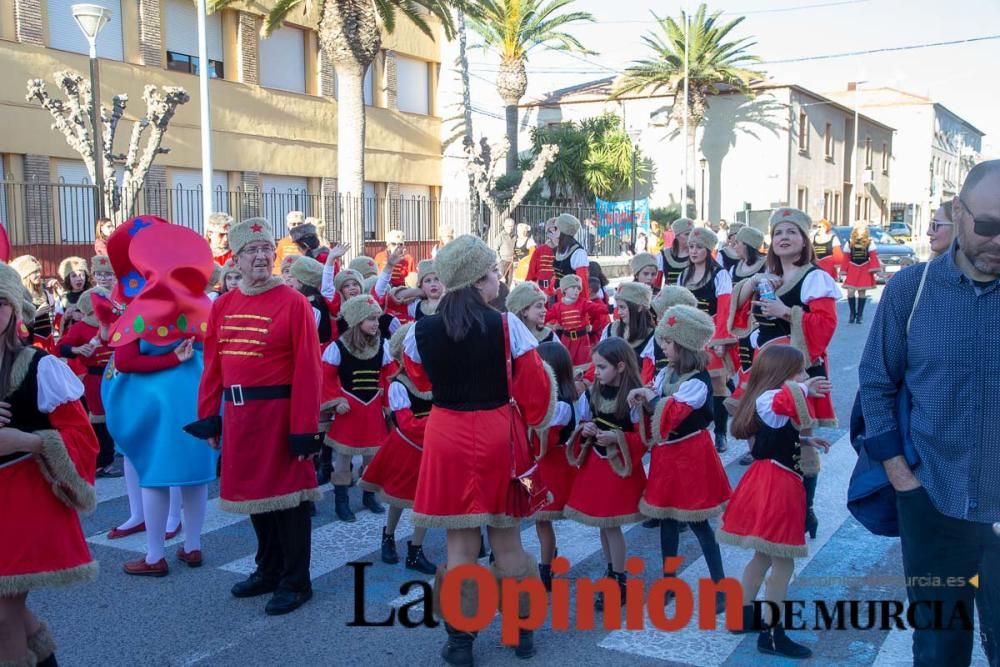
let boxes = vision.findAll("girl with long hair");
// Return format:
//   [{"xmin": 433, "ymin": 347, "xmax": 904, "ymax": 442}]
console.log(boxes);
[
  {"xmin": 402, "ymin": 235, "xmax": 556, "ymax": 664},
  {"xmin": 564, "ymin": 337, "xmax": 648, "ymax": 612},
  {"xmin": 11, "ymin": 255, "xmax": 60, "ymax": 342},
  {"xmin": 531, "ymin": 342, "xmax": 584, "ymax": 591},
  {"xmin": 601, "ymin": 282, "xmax": 655, "ymax": 362},
  {"xmin": 386, "ymin": 260, "xmax": 445, "ymax": 322},
  {"xmin": 717, "ymin": 344, "xmax": 832, "ymax": 659},
  {"xmin": 640, "ymin": 285, "xmax": 699, "ymax": 384},
  {"xmin": 288, "ymin": 256, "xmax": 333, "ymax": 345},
  {"xmin": 549, "ymin": 214, "xmax": 590, "ymax": 300},
  {"xmin": 810, "ymin": 218, "xmax": 842, "ymax": 281},
  {"xmin": 57, "ymin": 257, "xmax": 91, "ymax": 330},
  {"xmin": 218, "ymin": 259, "xmax": 242, "ymax": 295},
  {"xmin": 630, "ymin": 305, "xmax": 731, "ymax": 611},
  {"xmin": 321, "ymin": 295, "xmax": 395, "ymax": 522},
  {"xmin": 841, "ymin": 223, "xmax": 880, "ymax": 323},
  {"xmin": 508, "ymin": 281, "xmax": 559, "ymax": 344},
  {"xmin": 359, "ymin": 323, "xmax": 436, "ymax": 575},
  {"xmin": 656, "ymin": 218, "xmax": 694, "ymax": 288}
]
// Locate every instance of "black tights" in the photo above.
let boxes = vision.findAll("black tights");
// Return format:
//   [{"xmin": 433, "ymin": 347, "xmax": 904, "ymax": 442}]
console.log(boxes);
[{"xmin": 660, "ymin": 519, "xmax": 725, "ymax": 582}]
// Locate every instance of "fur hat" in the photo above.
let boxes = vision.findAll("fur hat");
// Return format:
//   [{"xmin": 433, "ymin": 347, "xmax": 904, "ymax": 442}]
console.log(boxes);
[
  {"xmin": 334, "ymin": 269, "xmax": 364, "ymax": 294},
  {"xmin": 362, "ymin": 275, "xmax": 378, "ymax": 294},
  {"xmin": 728, "ymin": 221, "xmax": 746, "ymax": 235},
  {"xmin": 769, "ymin": 207, "xmax": 812, "ymax": 236},
  {"xmin": 556, "ymin": 213, "xmax": 581, "ymax": 237},
  {"xmin": 220, "ymin": 259, "xmax": 241, "ymax": 280},
  {"xmin": 286, "ymin": 210, "xmax": 305, "ymax": 227},
  {"xmin": 656, "ymin": 304, "xmax": 715, "ymax": 352},
  {"xmin": 11, "ymin": 255, "xmax": 41, "ymax": 279},
  {"xmin": 0, "ymin": 263, "xmax": 24, "ymax": 320},
  {"xmin": 341, "ymin": 294, "xmax": 382, "ymax": 328},
  {"xmin": 205, "ymin": 212, "xmax": 233, "ymax": 233},
  {"xmin": 289, "ymin": 222, "xmax": 317, "ymax": 243},
  {"xmin": 290, "ymin": 255, "xmax": 323, "ymax": 291},
  {"xmin": 91, "ymin": 255, "xmax": 113, "ymax": 275},
  {"xmin": 388, "ymin": 322, "xmax": 413, "ymax": 362},
  {"xmin": 280, "ymin": 255, "xmax": 300, "ymax": 273},
  {"xmin": 434, "ymin": 235, "xmax": 497, "ymax": 291},
  {"xmin": 58, "ymin": 256, "xmax": 88, "ymax": 281},
  {"xmin": 630, "ymin": 252, "xmax": 658, "ymax": 276},
  {"xmin": 559, "ymin": 274, "xmax": 583, "ymax": 291},
  {"xmin": 735, "ymin": 226, "xmax": 765, "ymax": 250},
  {"xmin": 416, "ymin": 259, "xmax": 437, "ymax": 286},
  {"xmin": 349, "ymin": 256, "xmax": 378, "ymax": 278},
  {"xmin": 77, "ymin": 286, "xmax": 110, "ymax": 325},
  {"xmin": 651, "ymin": 285, "xmax": 698, "ymax": 318},
  {"xmin": 615, "ymin": 281, "xmax": 652, "ymax": 309},
  {"xmin": 506, "ymin": 281, "xmax": 546, "ymax": 314},
  {"xmin": 208, "ymin": 263, "xmax": 223, "ymax": 288},
  {"xmin": 671, "ymin": 218, "xmax": 695, "ymax": 235},
  {"xmin": 229, "ymin": 217, "xmax": 274, "ymax": 256},
  {"xmin": 688, "ymin": 226, "xmax": 718, "ymax": 250}
]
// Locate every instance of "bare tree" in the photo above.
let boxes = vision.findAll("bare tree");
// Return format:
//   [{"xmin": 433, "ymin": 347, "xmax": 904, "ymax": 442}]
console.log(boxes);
[
  {"xmin": 465, "ymin": 136, "xmax": 558, "ymax": 240},
  {"xmin": 26, "ymin": 70, "xmax": 190, "ymax": 223}
]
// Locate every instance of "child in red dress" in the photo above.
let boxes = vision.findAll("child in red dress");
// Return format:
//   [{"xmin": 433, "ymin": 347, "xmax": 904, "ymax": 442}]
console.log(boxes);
[
  {"xmin": 360, "ymin": 324, "xmax": 436, "ymax": 575},
  {"xmin": 717, "ymin": 344, "xmax": 832, "ymax": 659},
  {"xmin": 841, "ymin": 224, "xmax": 880, "ymax": 324},
  {"xmin": 525, "ymin": 218, "xmax": 558, "ymax": 298},
  {"xmin": 321, "ymin": 294, "xmax": 397, "ymax": 522},
  {"xmin": 564, "ymin": 337, "xmax": 648, "ymax": 612},
  {"xmin": 546, "ymin": 275, "xmax": 605, "ymax": 372}
]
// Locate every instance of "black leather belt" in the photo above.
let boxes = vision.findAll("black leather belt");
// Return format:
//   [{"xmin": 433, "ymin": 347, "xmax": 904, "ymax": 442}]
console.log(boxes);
[
  {"xmin": 223, "ymin": 384, "xmax": 292, "ymax": 406},
  {"xmin": 563, "ymin": 329, "xmax": 588, "ymax": 340},
  {"xmin": 539, "ymin": 279, "xmax": 551, "ymax": 288}
]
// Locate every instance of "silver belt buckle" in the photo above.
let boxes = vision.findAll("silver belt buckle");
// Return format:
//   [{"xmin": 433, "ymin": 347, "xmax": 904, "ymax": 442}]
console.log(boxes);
[{"xmin": 231, "ymin": 384, "xmax": 245, "ymax": 406}]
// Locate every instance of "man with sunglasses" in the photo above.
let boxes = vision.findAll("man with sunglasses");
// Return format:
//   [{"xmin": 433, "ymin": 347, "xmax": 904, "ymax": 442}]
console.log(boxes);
[{"xmin": 860, "ymin": 160, "xmax": 1000, "ymax": 666}]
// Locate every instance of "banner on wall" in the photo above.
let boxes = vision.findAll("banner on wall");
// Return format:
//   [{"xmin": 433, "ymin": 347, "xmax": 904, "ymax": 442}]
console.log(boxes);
[{"xmin": 595, "ymin": 197, "xmax": 650, "ymax": 239}]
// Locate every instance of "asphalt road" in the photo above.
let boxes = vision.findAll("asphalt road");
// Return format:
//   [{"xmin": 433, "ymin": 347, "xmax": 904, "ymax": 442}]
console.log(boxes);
[{"xmin": 29, "ymin": 285, "xmax": 991, "ymax": 666}]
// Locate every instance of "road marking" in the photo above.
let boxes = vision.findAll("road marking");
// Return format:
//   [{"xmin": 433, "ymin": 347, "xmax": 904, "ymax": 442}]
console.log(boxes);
[
  {"xmin": 95, "ymin": 476, "xmax": 128, "ymax": 504},
  {"xmin": 598, "ymin": 433, "xmax": 855, "ymax": 664},
  {"xmin": 87, "ymin": 497, "xmax": 247, "ymax": 552},
  {"xmin": 873, "ymin": 608, "xmax": 989, "ymax": 666}
]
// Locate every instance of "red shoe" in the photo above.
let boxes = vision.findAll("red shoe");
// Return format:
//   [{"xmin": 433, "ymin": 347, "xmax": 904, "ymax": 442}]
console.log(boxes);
[
  {"xmin": 123, "ymin": 557, "xmax": 169, "ymax": 577},
  {"xmin": 107, "ymin": 522, "xmax": 146, "ymax": 539},
  {"xmin": 165, "ymin": 522, "xmax": 183, "ymax": 540},
  {"xmin": 176, "ymin": 547, "xmax": 203, "ymax": 568}
]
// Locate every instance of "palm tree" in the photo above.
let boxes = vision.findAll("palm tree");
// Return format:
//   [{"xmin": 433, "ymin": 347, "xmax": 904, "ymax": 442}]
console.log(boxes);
[
  {"xmin": 613, "ymin": 3, "xmax": 763, "ymax": 216},
  {"xmin": 209, "ymin": 0, "xmax": 460, "ymax": 254},
  {"xmin": 467, "ymin": 0, "xmax": 595, "ymax": 173}
]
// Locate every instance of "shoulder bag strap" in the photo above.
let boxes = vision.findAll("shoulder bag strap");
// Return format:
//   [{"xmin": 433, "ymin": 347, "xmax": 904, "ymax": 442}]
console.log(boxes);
[{"xmin": 906, "ymin": 261, "xmax": 932, "ymax": 337}]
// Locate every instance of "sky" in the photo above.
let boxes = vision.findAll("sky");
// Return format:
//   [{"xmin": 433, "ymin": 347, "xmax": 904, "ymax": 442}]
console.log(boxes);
[{"xmin": 464, "ymin": 0, "xmax": 999, "ymax": 156}]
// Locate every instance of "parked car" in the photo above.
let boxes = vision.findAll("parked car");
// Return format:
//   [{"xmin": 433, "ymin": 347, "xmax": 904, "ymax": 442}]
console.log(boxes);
[
  {"xmin": 832, "ymin": 226, "xmax": 917, "ymax": 283},
  {"xmin": 887, "ymin": 222, "xmax": 913, "ymax": 243}
]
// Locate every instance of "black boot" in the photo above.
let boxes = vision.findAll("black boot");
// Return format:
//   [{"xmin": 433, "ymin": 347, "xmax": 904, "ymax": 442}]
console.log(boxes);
[
  {"xmin": 515, "ymin": 628, "xmax": 535, "ymax": 660},
  {"xmin": 594, "ymin": 563, "xmax": 614, "ymax": 611},
  {"xmin": 847, "ymin": 295, "xmax": 857, "ymax": 323},
  {"xmin": 381, "ymin": 527, "xmax": 398, "ymax": 564},
  {"xmin": 405, "ymin": 541, "xmax": 435, "ymax": 575},
  {"xmin": 803, "ymin": 474, "xmax": 819, "ymax": 539},
  {"xmin": 477, "ymin": 533, "xmax": 487, "ymax": 559},
  {"xmin": 856, "ymin": 296, "xmax": 867, "ymax": 324},
  {"xmin": 333, "ymin": 485, "xmax": 356, "ymax": 522},
  {"xmin": 758, "ymin": 624, "xmax": 812, "ymax": 659},
  {"xmin": 713, "ymin": 397, "xmax": 729, "ymax": 452},
  {"xmin": 642, "ymin": 517, "xmax": 661, "ymax": 528},
  {"xmin": 538, "ymin": 562, "xmax": 553, "ymax": 592},
  {"xmin": 316, "ymin": 446, "xmax": 332, "ymax": 485},
  {"xmin": 441, "ymin": 623, "xmax": 477, "ymax": 667},
  {"xmin": 730, "ymin": 604, "xmax": 759, "ymax": 634},
  {"xmin": 362, "ymin": 490, "xmax": 385, "ymax": 514}
]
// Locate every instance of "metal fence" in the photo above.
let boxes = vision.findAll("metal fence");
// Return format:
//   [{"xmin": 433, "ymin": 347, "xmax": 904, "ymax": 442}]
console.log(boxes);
[{"xmin": 0, "ymin": 181, "xmax": 627, "ymax": 276}]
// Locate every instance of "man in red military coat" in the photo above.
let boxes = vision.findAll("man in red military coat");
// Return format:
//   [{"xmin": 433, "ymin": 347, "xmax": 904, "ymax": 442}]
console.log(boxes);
[{"xmin": 186, "ymin": 216, "xmax": 323, "ymax": 616}]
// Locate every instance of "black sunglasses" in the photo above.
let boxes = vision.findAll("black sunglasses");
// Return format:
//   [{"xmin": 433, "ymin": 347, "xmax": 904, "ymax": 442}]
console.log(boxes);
[{"xmin": 957, "ymin": 196, "xmax": 1000, "ymax": 237}]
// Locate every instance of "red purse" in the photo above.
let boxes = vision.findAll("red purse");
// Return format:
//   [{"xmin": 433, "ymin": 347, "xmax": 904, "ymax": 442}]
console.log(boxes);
[{"xmin": 501, "ymin": 314, "xmax": 551, "ymax": 518}]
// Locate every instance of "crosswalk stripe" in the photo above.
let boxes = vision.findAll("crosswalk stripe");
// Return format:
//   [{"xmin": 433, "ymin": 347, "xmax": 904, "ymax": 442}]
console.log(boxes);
[
  {"xmin": 873, "ymin": 605, "xmax": 990, "ymax": 666},
  {"xmin": 87, "ymin": 496, "xmax": 247, "ymax": 552},
  {"xmin": 598, "ymin": 433, "xmax": 856, "ymax": 664}
]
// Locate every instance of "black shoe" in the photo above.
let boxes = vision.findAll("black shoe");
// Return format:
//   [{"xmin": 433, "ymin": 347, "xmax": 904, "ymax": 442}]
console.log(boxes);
[
  {"xmin": 594, "ymin": 564, "xmax": 614, "ymax": 611},
  {"xmin": 730, "ymin": 604, "xmax": 759, "ymax": 634},
  {"xmin": 739, "ymin": 451, "xmax": 754, "ymax": 466},
  {"xmin": 805, "ymin": 509, "xmax": 818, "ymax": 539},
  {"xmin": 758, "ymin": 624, "xmax": 812, "ymax": 659},
  {"xmin": 515, "ymin": 629, "xmax": 535, "ymax": 659},
  {"xmin": 36, "ymin": 656, "xmax": 58, "ymax": 667},
  {"xmin": 642, "ymin": 517, "xmax": 661, "ymax": 528},
  {"xmin": 405, "ymin": 541, "xmax": 436, "ymax": 575},
  {"xmin": 333, "ymin": 485, "xmax": 356, "ymax": 522},
  {"xmin": 381, "ymin": 527, "xmax": 399, "ymax": 565},
  {"xmin": 715, "ymin": 433, "xmax": 728, "ymax": 453},
  {"xmin": 477, "ymin": 534, "xmax": 487, "ymax": 559},
  {"xmin": 538, "ymin": 562, "xmax": 553, "ymax": 592},
  {"xmin": 362, "ymin": 491, "xmax": 385, "ymax": 514},
  {"xmin": 306, "ymin": 500, "xmax": 317, "ymax": 517},
  {"xmin": 264, "ymin": 588, "xmax": 313, "ymax": 616},
  {"xmin": 441, "ymin": 623, "xmax": 476, "ymax": 667},
  {"xmin": 231, "ymin": 572, "xmax": 278, "ymax": 598},
  {"xmin": 803, "ymin": 475, "xmax": 818, "ymax": 539}
]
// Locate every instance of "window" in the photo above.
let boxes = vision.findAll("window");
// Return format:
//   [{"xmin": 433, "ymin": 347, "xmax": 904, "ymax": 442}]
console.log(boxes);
[
  {"xmin": 164, "ymin": 0, "xmax": 224, "ymax": 78},
  {"xmin": 259, "ymin": 25, "xmax": 307, "ymax": 93},
  {"xmin": 797, "ymin": 186, "xmax": 808, "ymax": 211},
  {"xmin": 865, "ymin": 137, "xmax": 873, "ymax": 169},
  {"xmin": 824, "ymin": 123, "xmax": 834, "ymax": 160},
  {"xmin": 833, "ymin": 192, "xmax": 841, "ymax": 223},
  {"xmin": 168, "ymin": 168, "xmax": 230, "ymax": 233},
  {"xmin": 797, "ymin": 110, "xmax": 808, "ymax": 152},
  {"xmin": 260, "ymin": 175, "xmax": 310, "ymax": 231},
  {"xmin": 398, "ymin": 184, "xmax": 431, "ymax": 235},
  {"xmin": 396, "ymin": 56, "xmax": 430, "ymax": 115},
  {"xmin": 47, "ymin": 0, "xmax": 124, "ymax": 60},
  {"xmin": 823, "ymin": 191, "xmax": 832, "ymax": 220},
  {"xmin": 881, "ymin": 142, "xmax": 889, "ymax": 174}
]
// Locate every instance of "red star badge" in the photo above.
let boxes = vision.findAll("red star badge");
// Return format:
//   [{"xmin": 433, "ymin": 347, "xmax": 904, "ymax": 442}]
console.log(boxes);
[
  {"xmin": 667, "ymin": 316, "xmax": 677, "ymax": 326},
  {"xmin": 783, "ymin": 209, "xmax": 792, "ymax": 217},
  {"xmin": 250, "ymin": 223, "xmax": 263, "ymax": 233}
]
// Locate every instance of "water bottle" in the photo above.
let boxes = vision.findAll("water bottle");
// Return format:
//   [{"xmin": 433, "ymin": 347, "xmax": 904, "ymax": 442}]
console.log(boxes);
[{"xmin": 756, "ymin": 275, "xmax": 777, "ymax": 319}]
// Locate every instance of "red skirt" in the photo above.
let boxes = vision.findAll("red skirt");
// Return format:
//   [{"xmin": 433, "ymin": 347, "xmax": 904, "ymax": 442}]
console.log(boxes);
[
  {"xmin": 707, "ymin": 344, "xmax": 739, "ymax": 378},
  {"xmin": 325, "ymin": 392, "xmax": 388, "ymax": 456},
  {"xmin": 816, "ymin": 254, "xmax": 839, "ymax": 281},
  {"xmin": 561, "ymin": 334, "xmax": 593, "ymax": 370},
  {"xmin": 534, "ymin": 441, "xmax": 577, "ymax": 521},
  {"xmin": 717, "ymin": 459, "xmax": 807, "ymax": 558},
  {"xmin": 360, "ymin": 427, "xmax": 422, "ymax": 508},
  {"xmin": 82, "ymin": 371, "xmax": 105, "ymax": 417},
  {"xmin": 843, "ymin": 262, "xmax": 877, "ymax": 289},
  {"xmin": 641, "ymin": 430, "xmax": 731, "ymax": 521},
  {"xmin": 564, "ymin": 435, "xmax": 646, "ymax": 527},
  {"xmin": 412, "ymin": 405, "xmax": 532, "ymax": 529}
]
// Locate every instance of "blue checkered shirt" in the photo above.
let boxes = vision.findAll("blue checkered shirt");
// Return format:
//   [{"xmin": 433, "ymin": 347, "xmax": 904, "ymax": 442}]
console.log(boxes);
[{"xmin": 859, "ymin": 246, "xmax": 1000, "ymax": 523}]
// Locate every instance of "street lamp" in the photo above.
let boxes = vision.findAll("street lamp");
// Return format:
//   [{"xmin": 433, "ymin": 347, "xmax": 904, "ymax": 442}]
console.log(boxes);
[
  {"xmin": 72, "ymin": 3, "xmax": 111, "ymax": 219},
  {"xmin": 627, "ymin": 126, "xmax": 643, "ymax": 250}
]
